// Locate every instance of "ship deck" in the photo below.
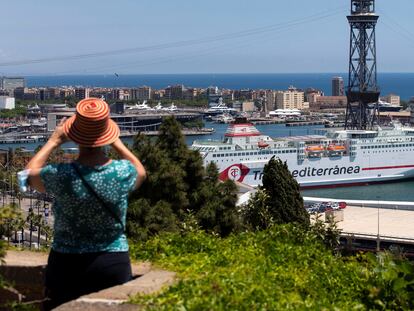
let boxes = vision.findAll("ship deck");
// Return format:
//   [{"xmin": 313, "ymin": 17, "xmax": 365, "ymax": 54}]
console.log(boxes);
[{"xmin": 275, "ymin": 135, "xmax": 326, "ymax": 142}]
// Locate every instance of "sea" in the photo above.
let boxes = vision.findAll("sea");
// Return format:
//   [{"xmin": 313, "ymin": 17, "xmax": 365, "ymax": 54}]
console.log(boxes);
[
  {"xmin": 26, "ymin": 73, "xmax": 414, "ymax": 100},
  {"xmin": 11, "ymin": 73, "xmax": 414, "ymax": 201}
]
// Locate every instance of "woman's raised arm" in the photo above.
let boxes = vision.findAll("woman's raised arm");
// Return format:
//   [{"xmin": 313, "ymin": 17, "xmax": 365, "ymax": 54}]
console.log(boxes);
[{"xmin": 25, "ymin": 118, "xmax": 68, "ymax": 192}]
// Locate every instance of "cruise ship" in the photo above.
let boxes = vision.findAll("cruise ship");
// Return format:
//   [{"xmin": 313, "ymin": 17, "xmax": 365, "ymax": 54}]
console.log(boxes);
[{"xmin": 191, "ymin": 118, "xmax": 414, "ymax": 188}]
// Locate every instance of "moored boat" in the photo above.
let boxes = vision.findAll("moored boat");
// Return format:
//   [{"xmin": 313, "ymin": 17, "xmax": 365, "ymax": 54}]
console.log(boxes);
[{"xmin": 191, "ymin": 118, "xmax": 414, "ymax": 188}]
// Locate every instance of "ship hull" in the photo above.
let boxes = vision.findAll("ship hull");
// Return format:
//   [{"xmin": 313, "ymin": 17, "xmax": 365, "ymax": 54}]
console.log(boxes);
[{"xmin": 212, "ymin": 152, "xmax": 414, "ymax": 188}]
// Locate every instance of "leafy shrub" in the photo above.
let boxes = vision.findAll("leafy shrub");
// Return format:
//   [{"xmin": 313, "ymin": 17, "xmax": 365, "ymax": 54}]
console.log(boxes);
[
  {"xmin": 129, "ymin": 224, "xmax": 414, "ymax": 310},
  {"xmin": 362, "ymin": 252, "xmax": 414, "ymax": 310}
]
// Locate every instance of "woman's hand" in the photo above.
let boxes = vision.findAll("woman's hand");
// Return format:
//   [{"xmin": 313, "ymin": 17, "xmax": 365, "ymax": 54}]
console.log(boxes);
[
  {"xmin": 111, "ymin": 138, "xmax": 147, "ymax": 189},
  {"xmin": 48, "ymin": 118, "xmax": 68, "ymax": 147}
]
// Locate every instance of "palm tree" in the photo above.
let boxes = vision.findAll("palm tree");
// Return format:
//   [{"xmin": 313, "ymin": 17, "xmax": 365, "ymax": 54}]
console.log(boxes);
[
  {"xmin": 32, "ymin": 214, "xmax": 43, "ymax": 248},
  {"xmin": 41, "ymin": 221, "xmax": 53, "ymax": 247},
  {"xmin": 26, "ymin": 207, "xmax": 35, "ymax": 248}
]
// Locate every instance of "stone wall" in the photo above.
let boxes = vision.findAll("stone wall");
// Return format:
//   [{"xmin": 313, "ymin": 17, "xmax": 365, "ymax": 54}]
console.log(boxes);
[{"xmin": 0, "ymin": 251, "xmax": 175, "ymax": 310}]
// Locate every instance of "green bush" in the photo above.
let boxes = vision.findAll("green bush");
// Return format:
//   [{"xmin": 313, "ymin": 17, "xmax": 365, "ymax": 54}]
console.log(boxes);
[
  {"xmin": 127, "ymin": 117, "xmax": 240, "ymax": 241},
  {"xmin": 129, "ymin": 225, "xmax": 414, "ymax": 310}
]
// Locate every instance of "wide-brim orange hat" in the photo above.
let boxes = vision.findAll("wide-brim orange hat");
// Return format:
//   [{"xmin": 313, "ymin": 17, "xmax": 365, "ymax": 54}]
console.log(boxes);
[{"xmin": 63, "ymin": 98, "xmax": 120, "ymax": 147}]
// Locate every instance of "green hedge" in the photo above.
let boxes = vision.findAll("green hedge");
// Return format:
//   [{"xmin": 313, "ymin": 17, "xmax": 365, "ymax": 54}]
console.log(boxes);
[{"xmin": 129, "ymin": 225, "xmax": 414, "ymax": 310}]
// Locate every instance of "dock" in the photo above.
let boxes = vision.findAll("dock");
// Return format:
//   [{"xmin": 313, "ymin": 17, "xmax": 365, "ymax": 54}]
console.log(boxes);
[
  {"xmin": 249, "ymin": 119, "xmax": 285, "ymax": 125},
  {"xmin": 336, "ymin": 206, "xmax": 414, "ymax": 241},
  {"xmin": 305, "ymin": 196, "xmax": 414, "ymax": 255},
  {"xmin": 285, "ymin": 121, "xmax": 326, "ymax": 127},
  {"xmin": 120, "ymin": 128, "xmax": 215, "ymax": 137},
  {"xmin": 0, "ymin": 127, "xmax": 215, "ymax": 144},
  {"xmin": 0, "ymin": 137, "xmax": 47, "ymax": 144}
]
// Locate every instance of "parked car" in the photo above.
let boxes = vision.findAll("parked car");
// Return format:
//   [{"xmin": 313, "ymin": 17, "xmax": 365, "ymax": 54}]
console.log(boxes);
[
  {"xmin": 305, "ymin": 202, "xmax": 321, "ymax": 213},
  {"xmin": 311, "ymin": 203, "xmax": 321, "ymax": 209},
  {"xmin": 338, "ymin": 201, "xmax": 347, "ymax": 209},
  {"xmin": 331, "ymin": 202, "xmax": 340, "ymax": 210}
]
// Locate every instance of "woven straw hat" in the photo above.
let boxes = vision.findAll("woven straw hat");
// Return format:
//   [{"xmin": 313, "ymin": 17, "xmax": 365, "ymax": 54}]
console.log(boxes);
[{"xmin": 63, "ymin": 98, "xmax": 120, "ymax": 147}]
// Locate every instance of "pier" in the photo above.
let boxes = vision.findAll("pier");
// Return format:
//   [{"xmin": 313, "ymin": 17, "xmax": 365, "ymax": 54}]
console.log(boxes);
[
  {"xmin": 120, "ymin": 128, "xmax": 215, "ymax": 137},
  {"xmin": 337, "ymin": 206, "xmax": 414, "ymax": 257},
  {"xmin": 285, "ymin": 121, "xmax": 326, "ymax": 127},
  {"xmin": 305, "ymin": 197, "xmax": 414, "ymax": 257},
  {"xmin": 249, "ymin": 119, "xmax": 285, "ymax": 125},
  {"xmin": 0, "ymin": 127, "xmax": 214, "ymax": 144}
]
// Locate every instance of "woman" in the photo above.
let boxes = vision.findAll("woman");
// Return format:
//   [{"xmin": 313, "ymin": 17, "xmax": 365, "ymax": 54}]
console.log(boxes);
[{"xmin": 24, "ymin": 98, "xmax": 146, "ymax": 309}]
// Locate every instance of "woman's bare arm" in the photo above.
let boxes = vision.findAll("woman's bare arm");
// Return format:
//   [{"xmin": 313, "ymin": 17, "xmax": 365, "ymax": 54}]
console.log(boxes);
[
  {"xmin": 110, "ymin": 139, "xmax": 147, "ymax": 189},
  {"xmin": 25, "ymin": 118, "xmax": 67, "ymax": 192}
]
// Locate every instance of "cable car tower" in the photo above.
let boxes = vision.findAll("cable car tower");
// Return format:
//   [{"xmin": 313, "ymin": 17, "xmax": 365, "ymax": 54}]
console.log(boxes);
[{"xmin": 345, "ymin": 0, "xmax": 380, "ymax": 130}]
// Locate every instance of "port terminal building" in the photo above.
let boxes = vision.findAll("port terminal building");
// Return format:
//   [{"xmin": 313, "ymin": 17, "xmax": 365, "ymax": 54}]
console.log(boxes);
[{"xmin": 47, "ymin": 110, "xmax": 202, "ymax": 132}]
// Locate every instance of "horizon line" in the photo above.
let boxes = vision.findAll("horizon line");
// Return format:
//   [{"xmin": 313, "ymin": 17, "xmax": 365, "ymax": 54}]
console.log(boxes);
[{"xmin": 12, "ymin": 72, "xmax": 414, "ymax": 77}]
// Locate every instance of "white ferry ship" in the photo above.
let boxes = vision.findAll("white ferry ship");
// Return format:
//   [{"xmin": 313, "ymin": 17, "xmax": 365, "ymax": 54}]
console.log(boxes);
[{"xmin": 191, "ymin": 118, "xmax": 414, "ymax": 188}]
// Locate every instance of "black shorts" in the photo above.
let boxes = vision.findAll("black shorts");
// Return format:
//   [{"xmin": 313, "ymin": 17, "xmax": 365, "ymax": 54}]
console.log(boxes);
[{"xmin": 44, "ymin": 249, "xmax": 132, "ymax": 310}]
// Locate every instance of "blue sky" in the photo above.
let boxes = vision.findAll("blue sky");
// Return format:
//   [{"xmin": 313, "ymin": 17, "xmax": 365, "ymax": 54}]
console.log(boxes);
[{"xmin": 1, "ymin": 0, "xmax": 413, "ymax": 75}]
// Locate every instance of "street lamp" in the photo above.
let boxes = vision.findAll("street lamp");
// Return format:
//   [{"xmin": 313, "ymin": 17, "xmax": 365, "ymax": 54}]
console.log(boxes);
[{"xmin": 376, "ymin": 196, "xmax": 380, "ymax": 252}]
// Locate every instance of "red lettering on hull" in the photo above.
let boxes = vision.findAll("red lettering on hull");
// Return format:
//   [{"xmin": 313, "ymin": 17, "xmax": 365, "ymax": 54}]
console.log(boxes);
[{"xmin": 219, "ymin": 164, "xmax": 250, "ymax": 183}]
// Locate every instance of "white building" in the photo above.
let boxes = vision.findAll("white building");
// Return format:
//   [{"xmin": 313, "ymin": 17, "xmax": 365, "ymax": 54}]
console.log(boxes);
[
  {"xmin": 275, "ymin": 87, "xmax": 305, "ymax": 110},
  {"xmin": 381, "ymin": 94, "xmax": 400, "ymax": 106},
  {"xmin": 0, "ymin": 96, "xmax": 15, "ymax": 109}
]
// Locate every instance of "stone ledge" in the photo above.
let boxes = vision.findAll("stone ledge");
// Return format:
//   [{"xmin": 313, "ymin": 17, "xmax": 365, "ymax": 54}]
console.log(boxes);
[
  {"xmin": 51, "ymin": 301, "xmax": 139, "ymax": 311},
  {"xmin": 55, "ymin": 269, "xmax": 176, "ymax": 310},
  {"xmin": 1, "ymin": 250, "xmax": 169, "ymax": 310},
  {"xmin": 3, "ymin": 250, "xmax": 49, "ymax": 266},
  {"xmin": 0, "ymin": 250, "xmax": 48, "ymax": 305},
  {"xmin": 83, "ymin": 269, "xmax": 176, "ymax": 300}
]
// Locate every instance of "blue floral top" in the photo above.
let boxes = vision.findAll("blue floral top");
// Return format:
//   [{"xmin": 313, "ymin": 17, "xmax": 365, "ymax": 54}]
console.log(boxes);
[{"xmin": 40, "ymin": 160, "xmax": 137, "ymax": 254}]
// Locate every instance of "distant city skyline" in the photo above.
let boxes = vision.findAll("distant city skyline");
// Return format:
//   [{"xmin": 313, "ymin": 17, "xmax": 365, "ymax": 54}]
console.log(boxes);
[{"xmin": 1, "ymin": 0, "xmax": 414, "ymax": 75}]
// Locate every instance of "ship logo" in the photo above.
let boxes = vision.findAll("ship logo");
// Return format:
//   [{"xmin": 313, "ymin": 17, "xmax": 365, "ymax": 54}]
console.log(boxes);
[{"xmin": 219, "ymin": 164, "xmax": 250, "ymax": 182}]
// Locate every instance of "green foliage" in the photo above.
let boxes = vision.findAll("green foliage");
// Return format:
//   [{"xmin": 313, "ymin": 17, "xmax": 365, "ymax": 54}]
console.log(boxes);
[
  {"xmin": 147, "ymin": 98, "xmax": 208, "ymax": 108},
  {"xmin": 196, "ymin": 179, "xmax": 242, "ymax": 237},
  {"xmin": 4, "ymin": 301, "xmax": 39, "ymax": 311},
  {"xmin": 0, "ymin": 204, "xmax": 23, "ymax": 289},
  {"xmin": 0, "ymin": 106, "xmax": 27, "ymax": 118},
  {"xmin": 243, "ymin": 189, "xmax": 275, "ymax": 230},
  {"xmin": 127, "ymin": 199, "xmax": 178, "ymax": 242},
  {"xmin": 129, "ymin": 225, "xmax": 414, "ymax": 310},
  {"xmin": 362, "ymin": 252, "xmax": 414, "ymax": 310},
  {"xmin": 309, "ymin": 213, "xmax": 341, "ymax": 250},
  {"xmin": 244, "ymin": 157, "xmax": 309, "ymax": 230},
  {"xmin": 127, "ymin": 117, "xmax": 240, "ymax": 241},
  {"xmin": 0, "ymin": 204, "xmax": 24, "ymax": 242},
  {"xmin": 182, "ymin": 119, "xmax": 204, "ymax": 129}
]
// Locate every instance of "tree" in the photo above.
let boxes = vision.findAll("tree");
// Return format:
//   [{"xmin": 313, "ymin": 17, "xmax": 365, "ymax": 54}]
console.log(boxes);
[
  {"xmin": 127, "ymin": 199, "xmax": 178, "ymax": 242},
  {"xmin": 196, "ymin": 164, "xmax": 242, "ymax": 236},
  {"xmin": 127, "ymin": 117, "xmax": 240, "ymax": 241},
  {"xmin": 0, "ymin": 203, "xmax": 24, "ymax": 245},
  {"xmin": 244, "ymin": 157, "xmax": 310, "ymax": 230}
]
